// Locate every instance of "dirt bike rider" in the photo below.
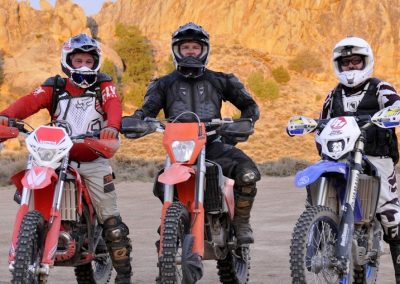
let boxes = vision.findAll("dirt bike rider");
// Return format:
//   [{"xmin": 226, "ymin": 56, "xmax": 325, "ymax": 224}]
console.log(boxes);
[
  {"xmin": 0, "ymin": 33, "xmax": 132, "ymax": 283},
  {"xmin": 320, "ymin": 36, "xmax": 400, "ymax": 283},
  {"xmin": 129, "ymin": 22, "xmax": 261, "ymax": 245}
]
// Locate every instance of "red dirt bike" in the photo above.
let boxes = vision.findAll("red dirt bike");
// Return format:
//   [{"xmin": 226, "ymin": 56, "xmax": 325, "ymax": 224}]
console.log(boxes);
[
  {"xmin": 3, "ymin": 119, "xmax": 119, "ymax": 283},
  {"xmin": 122, "ymin": 111, "xmax": 254, "ymax": 284}
]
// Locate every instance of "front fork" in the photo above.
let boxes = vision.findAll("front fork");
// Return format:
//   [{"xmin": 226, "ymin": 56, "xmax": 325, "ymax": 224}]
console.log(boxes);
[
  {"xmin": 159, "ymin": 148, "xmax": 206, "ymax": 257},
  {"xmin": 336, "ymin": 138, "xmax": 364, "ymax": 274},
  {"xmin": 41, "ymin": 156, "xmax": 69, "ymax": 265},
  {"xmin": 9, "ymin": 155, "xmax": 69, "ymax": 270}
]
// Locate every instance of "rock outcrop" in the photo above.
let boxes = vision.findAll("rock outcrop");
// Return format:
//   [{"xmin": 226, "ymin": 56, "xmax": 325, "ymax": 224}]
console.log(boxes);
[{"xmin": 1, "ymin": 0, "xmax": 400, "ymax": 96}]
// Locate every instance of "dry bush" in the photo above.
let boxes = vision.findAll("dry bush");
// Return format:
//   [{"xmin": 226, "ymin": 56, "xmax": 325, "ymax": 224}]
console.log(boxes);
[
  {"xmin": 258, "ymin": 157, "xmax": 310, "ymax": 176},
  {"xmin": 271, "ymin": 65, "xmax": 291, "ymax": 84},
  {"xmin": 111, "ymin": 156, "xmax": 164, "ymax": 183},
  {"xmin": 289, "ymin": 50, "xmax": 323, "ymax": 74},
  {"xmin": 0, "ymin": 152, "xmax": 27, "ymax": 186}
]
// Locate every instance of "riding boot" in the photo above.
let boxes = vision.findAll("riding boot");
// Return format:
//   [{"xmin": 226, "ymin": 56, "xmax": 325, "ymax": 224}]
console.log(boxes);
[
  {"xmin": 390, "ymin": 243, "xmax": 400, "ymax": 284},
  {"xmin": 103, "ymin": 216, "xmax": 133, "ymax": 284},
  {"xmin": 232, "ymin": 193, "xmax": 255, "ymax": 245}
]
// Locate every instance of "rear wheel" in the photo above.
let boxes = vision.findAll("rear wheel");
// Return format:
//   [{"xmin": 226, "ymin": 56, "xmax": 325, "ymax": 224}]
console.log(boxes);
[
  {"xmin": 158, "ymin": 202, "xmax": 190, "ymax": 283},
  {"xmin": 217, "ymin": 245, "xmax": 250, "ymax": 284},
  {"xmin": 11, "ymin": 211, "xmax": 46, "ymax": 284},
  {"xmin": 353, "ymin": 224, "xmax": 381, "ymax": 284},
  {"xmin": 74, "ymin": 237, "xmax": 112, "ymax": 284},
  {"xmin": 354, "ymin": 264, "xmax": 378, "ymax": 284},
  {"xmin": 290, "ymin": 206, "xmax": 354, "ymax": 283}
]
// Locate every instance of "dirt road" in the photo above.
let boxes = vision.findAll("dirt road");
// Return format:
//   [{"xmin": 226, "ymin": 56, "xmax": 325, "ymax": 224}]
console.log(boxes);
[{"xmin": 0, "ymin": 177, "xmax": 395, "ymax": 283}]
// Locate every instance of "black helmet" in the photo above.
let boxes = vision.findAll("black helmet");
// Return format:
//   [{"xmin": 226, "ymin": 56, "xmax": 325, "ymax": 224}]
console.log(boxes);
[{"xmin": 171, "ymin": 22, "xmax": 210, "ymax": 78}]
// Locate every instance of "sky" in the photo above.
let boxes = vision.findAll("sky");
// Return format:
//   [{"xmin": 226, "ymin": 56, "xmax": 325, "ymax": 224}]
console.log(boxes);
[{"xmin": 18, "ymin": 0, "xmax": 116, "ymax": 16}]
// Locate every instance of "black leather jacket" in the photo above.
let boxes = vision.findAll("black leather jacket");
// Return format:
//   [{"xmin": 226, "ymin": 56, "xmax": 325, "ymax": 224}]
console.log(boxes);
[{"xmin": 133, "ymin": 69, "xmax": 260, "ymax": 123}]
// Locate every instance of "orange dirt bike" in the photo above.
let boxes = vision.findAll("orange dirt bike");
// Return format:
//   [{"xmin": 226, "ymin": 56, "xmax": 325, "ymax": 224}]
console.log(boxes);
[
  {"xmin": 3, "ymin": 119, "xmax": 119, "ymax": 283},
  {"xmin": 122, "ymin": 111, "xmax": 254, "ymax": 284}
]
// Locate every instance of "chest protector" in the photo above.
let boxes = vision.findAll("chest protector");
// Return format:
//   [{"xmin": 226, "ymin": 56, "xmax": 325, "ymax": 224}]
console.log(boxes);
[
  {"xmin": 160, "ymin": 72, "xmax": 223, "ymax": 121},
  {"xmin": 47, "ymin": 75, "xmax": 106, "ymax": 136},
  {"xmin": 331, "ymin": 78, "xmax": 399, "ymax": 163}
]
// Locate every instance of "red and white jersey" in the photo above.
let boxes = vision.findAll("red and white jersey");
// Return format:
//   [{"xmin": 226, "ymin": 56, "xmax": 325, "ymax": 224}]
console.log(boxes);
[
  {"xmin": 0, "ymin": 77, "xmax": 122, "ymax": 161},
  {"xmin": 54, "ymin": 89, "xmax": 105, "ymax": 136}
]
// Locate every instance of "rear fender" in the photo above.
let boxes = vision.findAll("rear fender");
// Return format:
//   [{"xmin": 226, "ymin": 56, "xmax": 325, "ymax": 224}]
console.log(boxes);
[
  {"xmin": 295, "ymin": 160, "xmax": 348, "ymax": 188},
  {"xmin": 222, "ymin": 178, "xmax": 235, "ymax": 219}
]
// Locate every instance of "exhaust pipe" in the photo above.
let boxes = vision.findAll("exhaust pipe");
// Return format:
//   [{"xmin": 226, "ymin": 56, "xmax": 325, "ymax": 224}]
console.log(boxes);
[{"xmin": 54, "ymin": 232, "xmax": 76, "ymax": 262}]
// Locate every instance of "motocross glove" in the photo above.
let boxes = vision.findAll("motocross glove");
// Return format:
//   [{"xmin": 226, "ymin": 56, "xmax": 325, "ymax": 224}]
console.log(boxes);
[
  {"xmin": 0, "ymin": 116, "xmax": 8, "ymax": 126},
  {"xmin": 100, "ymin": 127, "xmax": 119, "ymax": 139}
]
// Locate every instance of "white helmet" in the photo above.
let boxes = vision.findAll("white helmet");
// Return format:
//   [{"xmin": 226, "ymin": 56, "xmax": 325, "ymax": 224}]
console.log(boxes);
[
  {"xmin": 332, "ymin": 36, "xmax": 374, "ymax": 87},
  {"xmin": 61, "ymin": 33, "xmax": 102, "ymax": 88}
]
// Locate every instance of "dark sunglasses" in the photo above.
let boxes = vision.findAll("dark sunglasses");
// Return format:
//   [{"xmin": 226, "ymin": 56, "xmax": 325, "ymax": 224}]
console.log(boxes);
[{"xmin": 340, "ymin": 57, "xmax": 363, "ymax": 67}]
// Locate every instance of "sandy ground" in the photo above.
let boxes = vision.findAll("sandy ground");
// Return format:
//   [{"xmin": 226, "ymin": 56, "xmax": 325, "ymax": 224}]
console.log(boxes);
[{"xmin": 0, "ymin": 176, "xmax": 396, "ymax": 284}]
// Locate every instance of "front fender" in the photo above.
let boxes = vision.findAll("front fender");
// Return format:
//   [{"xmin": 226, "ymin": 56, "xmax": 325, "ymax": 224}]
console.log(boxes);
[
  {"xmin": 21, "ymin": 166, "xmax": 58, "ymax": 189},
  {"xmin": 158, "ymin": 163, "xmax": 195, "ymax": 185},
  {"xmin": 295, "ymin": 160, "xmax": 348, "ymax": 188}
]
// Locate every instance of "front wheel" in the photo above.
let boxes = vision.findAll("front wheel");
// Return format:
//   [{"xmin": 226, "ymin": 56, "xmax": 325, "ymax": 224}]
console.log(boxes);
[
  {"xmin": 158, "ymin": 202, "xmax": 191, "ymax": 284},
  {"xmin": 11, "ymin": 211, "xmax": 46, "ymax": 284},
  {"xmin": 290, "ymin": 206, "xmax": 354, "ymax": 283},
  {"xmin": 217, "ymin": 245, "xmax": 250, "ymax": 284}
]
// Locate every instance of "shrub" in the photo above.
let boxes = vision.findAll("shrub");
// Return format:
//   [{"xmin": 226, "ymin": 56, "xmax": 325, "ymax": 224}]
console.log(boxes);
[
  {"xmin": 247, "ymin": 71, "xmax": 279, "ymax": 101},
  {"xmin": 101, "ymin": 58, "xmax": 118, "ymax": 82},
  {"xmin": 271, "ymin": 65, "xmax": 290, "ymax": 84},
  {"xmin": 258, "ymin": 157, "xmax": 311, "ymax": 176},
  {"xmin": 163, "ymin": 56, "xmax": 175, "ymax": 74},
  {"xmin": 114, "ymin": 24, "xmax": 155, "ymax": 106},
  {"xmin": 288, "ymin": 50, "xmax": 323, "ymax": 73}
]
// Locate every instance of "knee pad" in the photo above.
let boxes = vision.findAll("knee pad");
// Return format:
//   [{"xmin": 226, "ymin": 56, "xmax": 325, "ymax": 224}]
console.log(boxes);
[
  {"xmin": 234, "ymin": 166, "xmax": 260, "ymax": 187},
  {"xmin": 103, "ymin": 216, "xmax": 130, "ymax": 242}
]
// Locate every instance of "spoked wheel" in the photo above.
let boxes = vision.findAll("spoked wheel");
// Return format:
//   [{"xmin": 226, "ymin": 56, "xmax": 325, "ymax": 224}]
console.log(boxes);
[
  {"xmin": 74, "ymin": 237, "xmax": 112, "ymax": 284},
  {"xmin": 354, "ymin": 264, "xmax": 378, "ymax": 284},
  {"xmin": 158, "ymin": 202, "xmax": 190, "ymax": 284},
  {"xmin": 290, "ymin": 206, "xmax": 354, "ymax": 284},
  {"xmin": 11, "ymin": 211, "xmax": 46, "ymax": 284},
  {"xmin": 217, "ymin": 245, "xmax": 250, "ymax": 284}
]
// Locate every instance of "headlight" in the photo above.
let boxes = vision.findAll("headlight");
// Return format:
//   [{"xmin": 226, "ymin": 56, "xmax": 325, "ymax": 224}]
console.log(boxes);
[
  {"xmin": 327, "ymin": 140, "xmax": 345, "ymax": 153},
  {"xmin": 37, "ymin": 148, "xmax": 57, "ymax": 162},
  {"xmin": 171, "ymin": 140, "xmax": 195, "ymax": 163}
]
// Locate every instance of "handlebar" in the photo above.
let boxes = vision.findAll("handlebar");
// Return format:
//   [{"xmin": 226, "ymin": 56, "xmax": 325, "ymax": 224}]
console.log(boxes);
[
  {"xmin": 6, "ymin": 119, "xmax": 103, "ymax": 140},
  {"xmin": 121, "ymin": 115, "xmax": 254, "ymax": 141},
  {"xmin": 314, "ymin": 115, "xmax": 372, "ymax": 131}
]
